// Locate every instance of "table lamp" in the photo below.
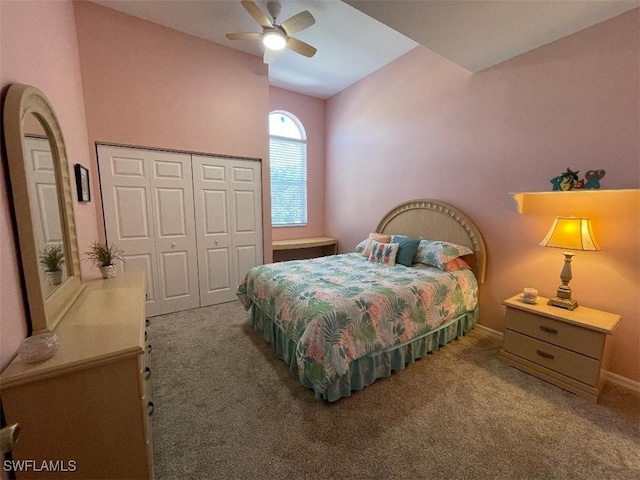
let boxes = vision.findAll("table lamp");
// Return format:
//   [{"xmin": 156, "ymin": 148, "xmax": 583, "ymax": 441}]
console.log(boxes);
[{"xmin": 539, "ymin": 216, "xmax": 599, "ymax": 310}]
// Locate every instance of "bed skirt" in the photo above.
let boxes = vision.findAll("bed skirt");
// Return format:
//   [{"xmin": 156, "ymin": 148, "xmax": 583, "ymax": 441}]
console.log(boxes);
[{"xmin": 250, "ymin": 305, "xmax": 479, "ymax": 402}]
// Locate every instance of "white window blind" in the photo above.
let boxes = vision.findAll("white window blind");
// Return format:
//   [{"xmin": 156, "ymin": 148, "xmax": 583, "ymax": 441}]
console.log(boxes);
[{"xmin": 270, "ymin": 135, "xmax": 307, "ymax": 226}]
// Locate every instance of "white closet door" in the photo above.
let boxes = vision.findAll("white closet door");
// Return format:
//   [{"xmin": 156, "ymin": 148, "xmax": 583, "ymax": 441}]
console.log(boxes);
[
  {"xmin": 98, "ymin": 146, "xmax": 158, "ymax": 313},
  {"xmin": 25, "ymin": 136, "xmax": 66, "ymax": 291},
  {"xmin": 150, "ymin": 150, "xmax": 199, "ymax": 313},
  {"xmin": 229, "ymin": 159, "xmax": 263, "ymax": 286},
  {"xmin": 98, "ymin": 145, "xmax": 199, "ymax": 316},
  {"xmin": 192, "ymin": 156, "xmax": 235, "ymax": 305},
  {"xmin": 193, "ymin": 156, "xmax": 262, "ymax": 306}
]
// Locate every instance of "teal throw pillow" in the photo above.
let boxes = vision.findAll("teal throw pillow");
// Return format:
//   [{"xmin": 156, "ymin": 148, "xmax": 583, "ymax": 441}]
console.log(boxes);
[{"xmin": 391, "ymin": 235, "xmax": 421, "ymax": 267}]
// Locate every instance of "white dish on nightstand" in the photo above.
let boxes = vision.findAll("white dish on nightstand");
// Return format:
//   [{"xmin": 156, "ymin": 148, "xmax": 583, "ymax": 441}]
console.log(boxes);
[{"xmin": 519, "ymin": 295, "xmax": 537, "ymax": 305}]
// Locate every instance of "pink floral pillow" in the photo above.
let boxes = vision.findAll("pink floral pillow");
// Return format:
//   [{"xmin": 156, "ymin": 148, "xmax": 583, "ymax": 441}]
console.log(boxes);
[
  {"xmin": 368, "ymin": 240, "xmax": 399, "ymax": 265},
  {"xmin": 362, "ymin": 232, "xmax": 392, "ymax": 258}
]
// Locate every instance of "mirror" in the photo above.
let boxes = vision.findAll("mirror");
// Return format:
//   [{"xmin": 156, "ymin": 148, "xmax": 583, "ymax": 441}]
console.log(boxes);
[
  {"xmin": 4, "ymin": 84, "xmax": 84, "ymax": 333},
  {"xmin": 23, "ymin": 114, "xmax": 69, "ymax": 297}
]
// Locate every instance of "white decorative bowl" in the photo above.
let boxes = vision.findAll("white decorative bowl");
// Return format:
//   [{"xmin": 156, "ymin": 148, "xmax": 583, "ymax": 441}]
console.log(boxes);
[{"xmin": 19, "ymin": 332, "xmax": 59, "ymax": 363}]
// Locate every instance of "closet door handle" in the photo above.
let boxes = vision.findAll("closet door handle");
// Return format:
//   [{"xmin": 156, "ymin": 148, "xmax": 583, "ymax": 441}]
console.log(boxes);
[
  {"xmin": 540, "ymin": 325, "xmax": 558, "ymax": 334},
  {"xmin": 536, "ymin": 350, "xmax": 555, "ymax": 360}
]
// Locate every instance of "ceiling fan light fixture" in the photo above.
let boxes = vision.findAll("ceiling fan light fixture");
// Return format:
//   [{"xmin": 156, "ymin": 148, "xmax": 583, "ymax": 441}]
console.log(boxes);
[
  {"xmin": 227, "ymin": 1, "xmax": 316, "ymax": 59},
  {"xmin": 263, "ymin": 30, "xmax": 286, "ymax": 50}
]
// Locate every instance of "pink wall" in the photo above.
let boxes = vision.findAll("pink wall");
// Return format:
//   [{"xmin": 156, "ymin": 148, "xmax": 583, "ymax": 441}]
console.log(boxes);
[
  {"xmin": 326, "ymin": 9, "xmax": 640, "ymax": 381},
  {"xmin": 1, "ymin": 0, "xmax": 637, "ymax": 388},
  {"xmin": 0, "ymin": 0, "xmax": 98, "ymax": 370},
  {"xmin": 73, "ymin": 1, "xmax": 272, "ymax": 261},
  {"xmin": 269, "ymin": 86, "xmax": 326, "ymax": 243}
]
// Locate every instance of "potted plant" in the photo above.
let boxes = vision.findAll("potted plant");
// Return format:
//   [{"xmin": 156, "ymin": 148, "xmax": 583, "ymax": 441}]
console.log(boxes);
[
  {"xmin": 84, "ymin": 241, "xmax": 125, "ymax": 279},
  {"xmin": 39, "ymin": 244, "xmax": 65, "ymax": 285}
]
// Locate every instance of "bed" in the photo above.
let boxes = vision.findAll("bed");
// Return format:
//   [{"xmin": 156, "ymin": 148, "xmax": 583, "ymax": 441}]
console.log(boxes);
[{"xmin": 237, "ymin": 199, "xmax": 487, "ymax": 401}]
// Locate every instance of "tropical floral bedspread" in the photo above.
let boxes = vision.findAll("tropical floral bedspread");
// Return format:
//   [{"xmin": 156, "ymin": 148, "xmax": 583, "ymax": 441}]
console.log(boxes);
[{"xmin": 237, "ymin": 253, "xmax": 478, "ymax": 394}]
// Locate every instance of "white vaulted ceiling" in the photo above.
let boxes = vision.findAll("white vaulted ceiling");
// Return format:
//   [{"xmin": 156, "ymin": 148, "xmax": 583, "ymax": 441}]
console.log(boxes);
[{"xmin": 91, "ymin": 0, "xmax": 639, "ymax": 99}]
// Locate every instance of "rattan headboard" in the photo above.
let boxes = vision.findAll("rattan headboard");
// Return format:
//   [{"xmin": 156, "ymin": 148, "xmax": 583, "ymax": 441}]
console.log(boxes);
[{"xmin": 376, "ymin": 199, "xmax": 487, "ymax": 284}]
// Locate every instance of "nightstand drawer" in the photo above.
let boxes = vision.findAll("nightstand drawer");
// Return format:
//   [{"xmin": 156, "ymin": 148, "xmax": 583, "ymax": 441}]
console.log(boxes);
[
  {"xmin": 505, "ymin": 308, "xmax": 605, "ymax": 359},
  {"xmin": 503, "ymin": 330, "xmax": 600, "ymax": 386}
]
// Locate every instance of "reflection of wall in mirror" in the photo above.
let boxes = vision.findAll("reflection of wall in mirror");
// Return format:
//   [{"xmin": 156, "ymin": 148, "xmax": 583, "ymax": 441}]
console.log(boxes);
[{"xmin": 24, "ymin": 135, "xmax": 68, "ymax": 297}]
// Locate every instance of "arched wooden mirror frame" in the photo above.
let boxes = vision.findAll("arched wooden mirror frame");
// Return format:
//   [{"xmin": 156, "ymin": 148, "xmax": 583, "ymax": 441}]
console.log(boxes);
[{"xmin": 4, "ymin": 83, "xmax": 84, "ymax": 333}]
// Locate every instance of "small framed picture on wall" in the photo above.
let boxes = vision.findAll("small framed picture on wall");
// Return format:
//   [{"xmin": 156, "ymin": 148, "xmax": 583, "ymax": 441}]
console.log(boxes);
[{"xmin": 74, "ymin": 164, "xmax": 90, "ymax": 202}]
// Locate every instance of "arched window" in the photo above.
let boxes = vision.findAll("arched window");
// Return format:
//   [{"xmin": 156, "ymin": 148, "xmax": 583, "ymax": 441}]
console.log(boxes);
[{"xmin": 269, "ymin": 111, "xmax": 307, "ymax": 226}]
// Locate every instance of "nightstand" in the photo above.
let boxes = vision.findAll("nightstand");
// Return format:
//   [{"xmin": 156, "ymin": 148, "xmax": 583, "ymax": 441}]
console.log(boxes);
[{"xmin": 499, "ymin": 294, "xmax": 621, "ymax": 402}]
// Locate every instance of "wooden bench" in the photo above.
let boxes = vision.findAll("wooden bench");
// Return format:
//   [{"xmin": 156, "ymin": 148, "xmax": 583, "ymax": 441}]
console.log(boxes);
[{"xmin": 272, "ymin": 236, "xmax": 338, "ymax": 258}]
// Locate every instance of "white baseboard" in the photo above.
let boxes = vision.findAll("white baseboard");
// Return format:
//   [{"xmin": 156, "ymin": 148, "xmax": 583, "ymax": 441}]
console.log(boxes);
[
  {"xmin": 475, "ymin": 323, "xmax": 503, "ymax": 339},
  {"xmin": 476, "ymin": 324, "xmax": 639, "ymax": 393},
  {"xmin": 603, "ymin": 371, "xmax": 640, "ymax": 393}
]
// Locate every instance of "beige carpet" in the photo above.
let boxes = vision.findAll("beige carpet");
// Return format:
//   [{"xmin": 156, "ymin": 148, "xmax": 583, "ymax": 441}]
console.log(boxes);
[{"xmin": 149, "ymin": 301, "xmax": 639, "ymax": 480}]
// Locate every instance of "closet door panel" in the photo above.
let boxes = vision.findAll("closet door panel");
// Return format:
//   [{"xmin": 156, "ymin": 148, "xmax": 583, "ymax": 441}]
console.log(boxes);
[
  {"xmin": 206, "ymin": 249, "xmax": 231, "ymax": 292},
  {"xmin": 203, "ymin": 189, "xmax": 228, "ymax": 234},
  {"xmin": 99, "ymin": 146, "xmax": 200, "ymax": 316},
  {"xmin": 113, "ymin": 187, "xmax": 150, "ymax": 237},
  {"xmin": 122, "ymin": 253, "xmax": 156, "ymax": 304},
  {"xmin": 155, "ymin": 188, "xmax": 188, "ymax": 236},
  {"xmin": 202, "ymin": 189, "xmax": 232, "ymax": 296},
  {"xmin": 236, "ymin": 245, "xmax": 259, "ymax": 286},
  {"xmin": 229, "ymin": 160, "xmax": 263, "ymax": 285},
  {"xmin": 159, "ymin": 251, "xmax": 191, "ymax": 298},
  {"xmin": 98, "ymin": 146, "xmax": 161, "ymax": 316},
  {"xmin": 192, "ymin": 155, "xmax": 235, "ymax": 305},
  {"xmin": 149, "ymin": 152, "xmax": 200, "ymax": 313}
]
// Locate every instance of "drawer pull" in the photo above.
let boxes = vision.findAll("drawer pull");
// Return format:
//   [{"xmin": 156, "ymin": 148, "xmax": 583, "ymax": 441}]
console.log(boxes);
[
  {"xmin": 147, "ymin": 401, "xmax": 155, "ymax": 416},
  {"xmin": 539, "ymin": 325, "xmax": 558, "ymax": 334},
  {"xmin": 536, "ymin": 350, "xmax": 555, "ymax": 360},
  {"xmin": 144, "ymin": 367, "xmax": 152, "ymax": 380}
]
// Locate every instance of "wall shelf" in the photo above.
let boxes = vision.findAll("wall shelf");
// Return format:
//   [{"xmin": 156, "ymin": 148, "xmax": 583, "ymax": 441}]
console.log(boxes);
[{"xmin": 511, "ymin": 189, "xmax": 639, "ymax": 215}]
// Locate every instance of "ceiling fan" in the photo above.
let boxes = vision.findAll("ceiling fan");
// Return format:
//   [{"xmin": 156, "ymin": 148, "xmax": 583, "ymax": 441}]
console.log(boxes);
[{"xmin": 225, "ymin": 1, "xmax": 317, "ymax": 64}]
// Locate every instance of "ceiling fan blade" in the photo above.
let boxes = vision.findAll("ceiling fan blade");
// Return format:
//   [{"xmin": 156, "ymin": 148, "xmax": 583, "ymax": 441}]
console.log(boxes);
[
  {"xmin": 225, "ymin": 32, "xmax": 262, "ymax": 41},
  {"xmin": 280, "ymin": 10, "xmax": 315, "ymax": 35},
  {"xmin": 241, "ymin": 0, "xmax": 272, "ymax": 29},
  {"xmin": 263, "ymin": 47, "xmax": 283, "ymax": 64},
  {"xmin": 286, "ymin": 37, "xmax": 317, "ymax": 58}
]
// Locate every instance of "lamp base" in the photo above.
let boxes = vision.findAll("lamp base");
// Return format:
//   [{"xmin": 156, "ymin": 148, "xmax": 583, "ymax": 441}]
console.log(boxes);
[{"xmin": 547, "ymin": 296, "xmax": 578, "ymax": 311}]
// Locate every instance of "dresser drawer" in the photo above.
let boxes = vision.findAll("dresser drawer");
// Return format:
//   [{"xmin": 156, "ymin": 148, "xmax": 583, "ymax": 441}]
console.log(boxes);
[
  {"xmin": 503, "ymin": 330, "xmax": 600, "ymax": 386},
  {"xmin": 505, "ymin": 307, "xmax": 605, "ymax": 359}
]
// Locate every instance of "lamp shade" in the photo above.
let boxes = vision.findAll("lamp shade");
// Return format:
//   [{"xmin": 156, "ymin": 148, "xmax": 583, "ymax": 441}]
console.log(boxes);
[{"xmin": 540, "ymin": 217, "xmax": 600, "ymax": 251}]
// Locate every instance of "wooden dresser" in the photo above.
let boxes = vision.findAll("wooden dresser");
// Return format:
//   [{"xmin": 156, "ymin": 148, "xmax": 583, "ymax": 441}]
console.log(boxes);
[
  {"xmin": 0, "ymin": 270, "xmax": 153, "ymax": 479},
  {"xmin": 499, "ymin": 294, "xmax": 620, "ymax": 402}
]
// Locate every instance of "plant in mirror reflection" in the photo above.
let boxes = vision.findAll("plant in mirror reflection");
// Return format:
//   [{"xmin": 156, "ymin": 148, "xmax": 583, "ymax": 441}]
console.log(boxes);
[{"xmin": 39, "ymin": 244, "xmax": 65, "ymax": 272}]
